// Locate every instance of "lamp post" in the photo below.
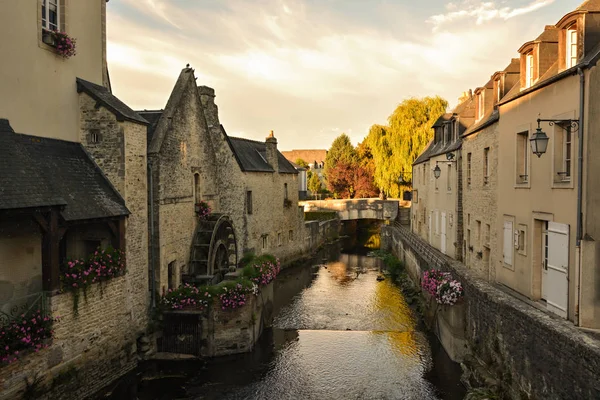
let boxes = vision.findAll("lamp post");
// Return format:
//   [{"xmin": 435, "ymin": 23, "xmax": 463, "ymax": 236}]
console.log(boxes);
[{"xmin": 532, "ymin": 118, "xmax": 579, "ymax": 157}]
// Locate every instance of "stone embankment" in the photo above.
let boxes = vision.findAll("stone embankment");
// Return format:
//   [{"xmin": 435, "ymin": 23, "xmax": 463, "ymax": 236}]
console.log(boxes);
[{"xmin": 382, "ymin": 223, "xmax": 600, "ymax": 399}]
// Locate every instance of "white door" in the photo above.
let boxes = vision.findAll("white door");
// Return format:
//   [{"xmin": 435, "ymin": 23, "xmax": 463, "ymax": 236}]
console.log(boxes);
[
  {"xmin": 541, "ymin": 228, "xmax": 548, "ymax": 301},
  {"xmin": 441, "ymin": 212, "xmax": 447, "ymax": 254},
  {"xmin": 544, "ymin": 222, "xmax": 569, "ymax": 318}
]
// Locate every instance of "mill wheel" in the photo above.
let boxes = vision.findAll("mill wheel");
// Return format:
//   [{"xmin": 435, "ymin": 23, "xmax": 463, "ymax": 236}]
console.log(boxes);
[{"xmin": 183, "ymin": 214, "xmax": 238, "ymax": 286}]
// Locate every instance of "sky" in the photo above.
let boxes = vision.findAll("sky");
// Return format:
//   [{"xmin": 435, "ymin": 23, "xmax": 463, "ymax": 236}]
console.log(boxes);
[{"xmin": 106, "ymin": 0, "xmax": 583, "ymax": 151}]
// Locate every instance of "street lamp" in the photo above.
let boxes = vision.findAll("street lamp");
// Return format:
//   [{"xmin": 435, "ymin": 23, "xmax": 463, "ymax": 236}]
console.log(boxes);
[
  {"xmin": 532, "ymin": 118, "xmax": 579, "ymax": 158},
  {"xmin": 398, "ymin": 171, "xmax": 412, "ymax": 184},
  {"xmin": 433, "ymin": 165, "xmax": 441, "ymax": 179}
]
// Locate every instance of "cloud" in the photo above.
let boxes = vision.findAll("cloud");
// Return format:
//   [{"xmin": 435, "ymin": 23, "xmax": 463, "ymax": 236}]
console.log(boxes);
[
  {"xmin": 106, "ymin": 0, "xmax": 564, "ymax": 149},
  {"xmin": 428, "ymin": 0, "xmax": 555, "ymax": 30}
]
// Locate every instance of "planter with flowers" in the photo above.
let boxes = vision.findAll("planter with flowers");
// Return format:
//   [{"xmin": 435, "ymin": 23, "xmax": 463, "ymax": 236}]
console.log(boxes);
[
  {"xmin": 195, "ymin": 201, "xmax": 211, "ymax": 220},
  {"xmin": 60, "ymin": 246, "xmax": 126, "ymax": 313},
  {"xmin": 42, "ymin": 30, "xmax": 77, "ymax": 59},
  {"xmin": 1, "ymin": 310, "xmax": 59, "ymax": 365}
]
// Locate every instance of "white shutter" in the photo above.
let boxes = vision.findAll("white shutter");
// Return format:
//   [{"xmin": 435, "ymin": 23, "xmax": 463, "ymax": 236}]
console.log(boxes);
[{"xmin": 503, "ymin": 221, "xmax": 513, "ymax": 265}]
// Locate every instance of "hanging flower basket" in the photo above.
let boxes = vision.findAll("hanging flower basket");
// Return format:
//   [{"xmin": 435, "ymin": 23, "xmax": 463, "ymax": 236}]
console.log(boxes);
[
  {"xmin": 195, "ymin": 201, "xmax": 211, "ymax": 220},
  {"xmin": 43, "ymin": 30, "xmax": 77, "ymax": 59},
  {"xmin": 421, "ymin": 269, "xmax": 464, "ymax": 306}
]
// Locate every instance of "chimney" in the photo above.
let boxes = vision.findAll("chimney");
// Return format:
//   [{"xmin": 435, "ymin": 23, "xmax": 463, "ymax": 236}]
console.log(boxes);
[
  {"xmin": 198, "ymin": 86, "xmax": 219, "ymax": 128},
  {"xmin": 0, "ymin": 118, "xmax": 14, "ymax": 133},
  {"xmin": 265, "ymin": 130, "xmax": 279, "ymax": 172}
]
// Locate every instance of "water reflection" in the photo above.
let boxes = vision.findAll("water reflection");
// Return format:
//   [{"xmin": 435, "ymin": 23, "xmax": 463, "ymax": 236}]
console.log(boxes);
[{"xmin": 104, "ymin": 252, "xmax": 464, "ymax": 399}]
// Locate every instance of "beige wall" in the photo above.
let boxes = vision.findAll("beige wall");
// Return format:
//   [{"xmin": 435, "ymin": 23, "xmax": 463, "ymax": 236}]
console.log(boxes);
[
  {"xmin": 0, "ymin": 0, "xmax": 105, "ymax": 141},
  {"xmin": 497, "ymin": 73, "xmax": 580, "ymax": 320},
  {"xmin": 0, "ymin": 219, "xmax": 42, "ymax": 305},
  {"xmin": 462, "ymin": 123, "xmax": 499, "ymax": 280},
  {"xmin": 412, "ymin": 153, "xmax": 460, "ymax": 259}
]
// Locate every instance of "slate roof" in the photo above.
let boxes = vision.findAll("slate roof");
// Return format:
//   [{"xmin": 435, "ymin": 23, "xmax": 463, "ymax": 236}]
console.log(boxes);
[
  {"xmin": 76, "ymin": 78, "xmax": 148, "ymax": 125},
  {"xmin": 137, "ymin": 110, "xmax": 164, "ymax": 146},
  {"xmin": 0, "ymin": 120, "xmax": 129, "ymax": 221},
  {"xmin": 228, "ymin": 137, "xmax": 298, "ymax": 174}
]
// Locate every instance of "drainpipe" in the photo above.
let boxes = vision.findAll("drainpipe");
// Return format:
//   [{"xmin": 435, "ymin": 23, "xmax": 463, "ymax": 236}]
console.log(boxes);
[
  {"xmin": 148, "ymin": 159, "xmax": 157, "ymax": 309},
  {"xmin": 575, "ymin": 67, "xmax": 585, "ymax": 326}
]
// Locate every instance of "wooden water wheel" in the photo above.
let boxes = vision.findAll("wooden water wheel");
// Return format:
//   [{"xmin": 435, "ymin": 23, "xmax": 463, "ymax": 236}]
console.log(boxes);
[{"xmin": 182, "ymin": 213, "xmax": 238, "ymax": 286}]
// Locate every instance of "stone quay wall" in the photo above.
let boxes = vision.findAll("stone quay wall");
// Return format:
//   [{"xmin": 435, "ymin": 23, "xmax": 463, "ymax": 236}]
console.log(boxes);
[
  {"xmin": 0, "ymin": 277, "xmax": 140, "ymax": 400},
  {"xmin": 382, "ymin": 223, "xmax": 600, "ymax": 400}
]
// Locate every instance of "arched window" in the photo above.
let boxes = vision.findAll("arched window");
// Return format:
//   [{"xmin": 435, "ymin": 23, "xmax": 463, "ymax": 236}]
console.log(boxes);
[
  {"xmin": 194, "ymin": 173, "xmax": 201, "ymax": 204},
  {"xmin": 284, "ymin": 183, "xmax": 288, "ymax": 200}
]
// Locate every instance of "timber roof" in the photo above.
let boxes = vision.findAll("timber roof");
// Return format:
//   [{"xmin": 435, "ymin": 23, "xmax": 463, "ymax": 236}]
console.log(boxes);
[{"xmin": 0, "ymin": 120, "xmax": 129, "ymax": 221}]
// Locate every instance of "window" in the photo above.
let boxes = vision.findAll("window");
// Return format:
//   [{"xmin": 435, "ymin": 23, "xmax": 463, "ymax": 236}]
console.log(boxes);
[
  {"xmin": 84, "ymin": 240, "xmax": 101, "ymax": 256},
  {"xmin": 467, "ymin": 153, "xmax": 472, "ymax": 186},
  {"xmin": 284, "ymin": 183, "xmax": 288, "ymax": 200},
  {"xmin": 42, "ymin": 0, "xmax": 60, "ymax": 31},
  {"xmin": 262, "ymin": 234, "xmax": 268, "ymax": 249},
  {"xmin": 516, "ymin": 132, "xmax": 529, "ymax": 184},
  {"xmin": 289, "ymin": 230, "xmax": 294, "ymax": 241},
  {"xmin": 278, "ymin": 233, "xmax": 282, "ymax": 246},
  {"xmin": 194, "ymin": 174, "xmax": 201, "ymax": 204},
  {"xmin": 525, "ymin": 52, "xmax": 534, "ymax": 88},
  {"xmin": 495, "ymin": 79, "xmax": 501, "ymax": 103},
  {"xmin": 90, "ymin": 131, "xmax": 100, "ymax": 144},
  {"xmin": 555, "ymin": 125, "xmax": 572, "ymax": 182},
  {"xmin": 246, "ymin": 191, "xmax": 253, "ymax": 214},
  {"xmin": 467, "ymin": 229, "xmax": 471, "ymax": 252},
  {"xmin": 477, "ymin": 91, "xmax": 485, "ymax": 120},
  {"xmin": 476, "ymin": 220, "xmax": 481, "ymax": 248},
  {"xmin": 566, "ymin": 25, "xmax": 578, "ymax": 68},
  {"xmin": 485, "ymin": 224, "xmax": 491, "ymax": 247},
  {"xmin": 483, "ymin": 147, "xmax": 490, "ymax": 185},
  {"xmin": 447, "ymin": 164, "xmax": 452, "ymax": 192},
  {"xmin": 168, "ymin": 261, "xmax": 176, "ymax": 290},
  {"xmin": 467, "ymin": 213, "xmax": 471, "ymax": 226},
  {"xmin": 503, "ymin": 220, "xmax": 514, "ymax": 266}
]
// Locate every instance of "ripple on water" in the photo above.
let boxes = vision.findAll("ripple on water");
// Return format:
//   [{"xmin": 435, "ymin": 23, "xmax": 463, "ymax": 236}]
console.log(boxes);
[{"xmin": 223, "ymin": 330, "xmax": 439, "ymax": 400}]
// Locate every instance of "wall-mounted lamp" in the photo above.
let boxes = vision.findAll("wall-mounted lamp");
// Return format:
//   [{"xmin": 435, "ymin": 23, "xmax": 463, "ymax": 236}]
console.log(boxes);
[
  {"xmin": 433, "ymin": 165, "xmax": 441, "ymax": 179},
  {"xmin": 532, "ymin": 118, "xmax": 579, "ymax": 158}
]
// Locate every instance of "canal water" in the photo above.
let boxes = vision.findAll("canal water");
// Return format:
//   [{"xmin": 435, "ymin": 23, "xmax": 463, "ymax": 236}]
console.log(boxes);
[{"xmin": 105, "ymin": 248, "xmax": 465, "ymax": 399}]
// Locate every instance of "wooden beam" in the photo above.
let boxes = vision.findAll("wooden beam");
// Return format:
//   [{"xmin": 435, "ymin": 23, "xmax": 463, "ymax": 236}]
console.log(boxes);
[
  {"xmin": 33, "ymin": 212, "xmax": 49, "ymax": 233},
  {"xmin": 107, "ymin": 220, "xmax": 118, "ymax": 238},
  {"xmin": 42, "ymin": 209, "xmax": 61, "ymax": 292},
  {"xmin": 117, "ymin": 218, "xmax": 126, "ymax": 252}
]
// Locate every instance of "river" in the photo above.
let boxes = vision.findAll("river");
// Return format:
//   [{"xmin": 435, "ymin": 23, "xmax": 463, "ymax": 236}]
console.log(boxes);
[{"xmin": 105, "ymin": 248, "xmax": 465, "ymax": 399}]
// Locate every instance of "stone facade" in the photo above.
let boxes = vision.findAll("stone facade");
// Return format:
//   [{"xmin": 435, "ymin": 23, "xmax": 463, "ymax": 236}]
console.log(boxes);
[
  {"xmin": 141, "ymin": 68, "xmax": 307, "ymax": 293},
  {"xmin": 0, "ymin": 278, "xmax": 138, "ymax": 400},
  {"xmin": 462, "ymin": 122, "xmax": 499, "ymax": 280}
]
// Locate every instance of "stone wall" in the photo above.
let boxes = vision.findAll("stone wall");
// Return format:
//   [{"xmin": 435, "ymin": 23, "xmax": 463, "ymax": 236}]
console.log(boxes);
[
  {"xmin": 382, "ymin": 224, "xmax": 600, "ymax": 399},
  {"xmin": 0, "ymin": 278, "xmax": 138, "ymax": 400},
  {"xmin": 462, "ymin": 123, "xmax": 499, "ymax": 280}
]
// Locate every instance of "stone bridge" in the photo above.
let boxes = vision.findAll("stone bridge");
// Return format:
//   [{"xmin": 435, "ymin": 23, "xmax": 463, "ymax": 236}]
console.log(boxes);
[{"xmin": 300, "ymin": 198, "xmax": 400, "ymax": 221}]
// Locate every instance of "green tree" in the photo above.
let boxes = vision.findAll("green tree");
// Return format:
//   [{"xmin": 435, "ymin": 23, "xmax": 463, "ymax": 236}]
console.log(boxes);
[
  {"xmin": 308, "ymin": 173, "xmax": 322, "ymax": 196},
  {"xmin": 295, "ymin": 158, "xmax": 309, "ymax": 169},
  {"xmin": 324, "ymin": 133, "xmax": 356, "ymax": 178},
  {"xmin": 365, "ymin": 96, "xmax": 448, "ymax": 197}
]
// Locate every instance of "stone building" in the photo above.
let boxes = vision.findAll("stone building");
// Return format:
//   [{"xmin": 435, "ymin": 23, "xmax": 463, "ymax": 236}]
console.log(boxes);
[
  {"xmin": 281, "ymin": 149, "xmax": 327, "ymax": 193},
  {"xmin": 0, "ymin": 1, "xmax": 150, "ymax": 398},
  {"xmin": 139, "ymin": 68, "xmax": 305, "ymax": 294},
  {"xmin": 411, "ymin": 0, "xmax": 600, "ymax": 328},
  {"xmin": 412, "ymin": 97, "xmax": 475, "ymax": 261},
  {"xmin": 461, "ymin": 59, "xmax": 520, "ymax": 280}
]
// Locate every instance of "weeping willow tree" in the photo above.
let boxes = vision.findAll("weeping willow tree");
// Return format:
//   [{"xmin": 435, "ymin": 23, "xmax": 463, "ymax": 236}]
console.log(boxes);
[{"xmin": 365, "ymin": 96, "xmax": 448, "ymax": 197}]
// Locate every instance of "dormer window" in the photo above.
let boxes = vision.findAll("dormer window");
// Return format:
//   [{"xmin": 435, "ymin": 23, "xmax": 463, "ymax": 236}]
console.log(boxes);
[
  {"xmin": 42, "ymin": 0, "xmax": 60, "ymax": 31},
  {"xmin": 525, "ymin": 52, "xmax": 534, "ymax": 88},
  {"xmin": 566, "ymin": 24, "xmax": 578, "ymax": 68},
  {"xmin": 477, "ymin": 92, "xmax": 485, "ymax": 121}
]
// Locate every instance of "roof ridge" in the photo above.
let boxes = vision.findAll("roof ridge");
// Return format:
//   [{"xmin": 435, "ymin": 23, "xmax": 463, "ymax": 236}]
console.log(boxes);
[{"xmin": 229, "ymin": 136, "xmax": 266, "ymax": 145}]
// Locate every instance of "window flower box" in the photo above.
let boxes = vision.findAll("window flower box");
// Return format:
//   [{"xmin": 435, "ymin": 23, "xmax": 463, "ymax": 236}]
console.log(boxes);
[{"xmin": 42, "ymin": 30, "xmax": 77, "ymax": 59}]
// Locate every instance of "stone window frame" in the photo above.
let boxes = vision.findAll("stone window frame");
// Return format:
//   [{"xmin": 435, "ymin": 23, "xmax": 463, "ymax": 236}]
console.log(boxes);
[
  {"xmin": 246, "ymin": 191, "xmax": 253, "ymax": 214},
  {"xmin": 476, "ymin": 90, "xmax": 485, "ymax": 121},
  {"xmin": 517, "ymin": 223, "xmax": 528, "ymax": 256},
  {"xmin": 261, "ymin": 234, "xmax": 268, "ymax": 249},
  {"xmin": 483, "ymin": 147, "xmax": 490, "ymax": 186},
  {"xmin": 551, "ymin": 111, "xmax": 576, "ymax": 189},
  {"xmin": 38, "ymin": 0, "xmax": 68, "ymax": 54},
  {"xmin": 565, "ymin": 23, "xmax": 578, "ymax": 69},
  {"xmin": 525, "ymin": 52, "xmax": 534, "ymax": 89}
]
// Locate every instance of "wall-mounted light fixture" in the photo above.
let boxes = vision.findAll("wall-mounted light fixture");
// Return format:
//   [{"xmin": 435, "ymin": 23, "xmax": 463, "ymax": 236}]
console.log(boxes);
[{"xmin": 532, "ymin": 118, "xmax": 579, "ymax": 158}]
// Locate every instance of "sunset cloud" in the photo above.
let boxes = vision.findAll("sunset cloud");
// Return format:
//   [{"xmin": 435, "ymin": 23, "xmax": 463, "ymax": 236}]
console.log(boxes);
[{"xmin": 106, "ymin": 0, "xmax": 577, "ymax": 149}]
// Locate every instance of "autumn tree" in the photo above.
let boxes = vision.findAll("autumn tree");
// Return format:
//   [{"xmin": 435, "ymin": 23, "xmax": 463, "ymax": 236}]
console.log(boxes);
[
  {"xmin": 327, "ymin": 161, "xmax": 377, "ymax": 199},
  {"xmin": 324, "ymin": 133, "xmax": 356, "ymax": 178},
  {"xmin": 365, "ymin": 96, "xmax": 447, "ymax": 197}
]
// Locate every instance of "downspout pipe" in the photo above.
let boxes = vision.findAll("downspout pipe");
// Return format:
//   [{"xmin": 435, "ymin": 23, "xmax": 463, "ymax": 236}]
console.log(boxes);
[
  {"xmin": 148, "ymin": 159, "xmax": 157, "ymax": 310},
  {"xmin": 575, "ymin": 67, "xmax": 585, "ymax": 325}
]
